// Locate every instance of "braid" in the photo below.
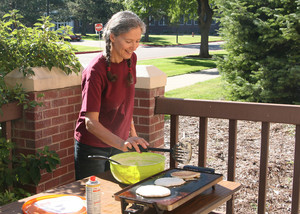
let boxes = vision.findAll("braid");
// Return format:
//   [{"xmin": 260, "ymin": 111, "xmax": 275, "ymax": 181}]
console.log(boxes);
[
  {"xmin": 127, "ymin": 59, "xmax": 134, "ymax": 86},
  {"xmin": 105, "ymin": 39, "xmax": 117, "ymax": 82}
]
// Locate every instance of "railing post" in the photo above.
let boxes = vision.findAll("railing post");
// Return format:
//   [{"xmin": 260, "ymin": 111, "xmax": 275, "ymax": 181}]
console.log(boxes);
[
  {"xmin": 258, "ymin": 122, "xmax": 270, "ymax": 214},
  {"xmin": 198, "ymin": 117, "xmax": 208, "ymax": 167},
  {"xmin": 291, "ymin": 125, "xmax": 300, "ymax": 213},
  {"xmin": 227, "ymin": 119, "xmax": 238, "ymax": 214},
  {"xmin": 170, "ymin": 115, "xmax": 179, "ymax": 168}
]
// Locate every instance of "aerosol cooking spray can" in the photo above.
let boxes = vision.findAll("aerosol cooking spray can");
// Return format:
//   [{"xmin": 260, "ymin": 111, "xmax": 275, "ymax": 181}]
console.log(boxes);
[{"xmin": 86, "ymin": 175, "xmax": 101, "ymax": 214}]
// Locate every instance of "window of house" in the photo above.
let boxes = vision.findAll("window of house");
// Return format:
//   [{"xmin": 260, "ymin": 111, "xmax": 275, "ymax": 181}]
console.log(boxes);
[
  {"xmin": 179, "ymin": 15, "xmax": 184, "ymax": 25},
  {"xmin": 194, "ymin": 15, "xmax": 199, "ymax": 25},
  {"xmin": 149, "ymin": 16, "xmax": 155, "ymax": 26},
  {"xmin": 158, "ymin": 16, "xmax": 166, "ymax": 26},
  {"xmin": 186, "ymin": 15, "xmax": 192, "ymax": 25}
]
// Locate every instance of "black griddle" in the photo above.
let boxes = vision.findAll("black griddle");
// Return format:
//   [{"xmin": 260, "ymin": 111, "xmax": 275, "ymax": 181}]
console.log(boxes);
[{"xmin": 114, "ymin": 167, "xmax": 222, "ymax": 213}]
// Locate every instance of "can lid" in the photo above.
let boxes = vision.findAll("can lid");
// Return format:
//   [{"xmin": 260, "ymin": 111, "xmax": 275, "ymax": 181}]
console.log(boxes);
[{"xmin": 90, "ymin": 176, "xmax": 96, "ymax": 181}]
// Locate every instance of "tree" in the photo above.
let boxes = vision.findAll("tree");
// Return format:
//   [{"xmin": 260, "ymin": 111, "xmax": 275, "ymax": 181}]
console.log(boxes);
[
  {"xmin": 124, "ymin": 0, "xmax": 170, "ymax": 42},
  {"xmin": 0, "ymin": 0, "xmax": 65, "ymax": 26},
  {"xmin": 168, "ymin": 0, "xmax": 215, "ymax": 58},
  {"xmin": 215, "ymin": 0, "xmax": 300, "ymax": 104},
  {"xmin": 65, "ymin": 0, "xmax": 124, "ymax": 35}
]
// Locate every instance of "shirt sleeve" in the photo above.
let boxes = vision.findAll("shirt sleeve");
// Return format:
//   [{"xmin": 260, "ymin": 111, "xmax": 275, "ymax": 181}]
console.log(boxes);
[{"xmin": 81, "ymin": 60, "xmax": 106, "ymax": 113}]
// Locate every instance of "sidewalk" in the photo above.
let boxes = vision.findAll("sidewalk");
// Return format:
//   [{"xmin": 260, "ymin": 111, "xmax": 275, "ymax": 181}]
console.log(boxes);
[{"xmin": 165, "ymin": 68, "xmax": 219, "ymax": 92}]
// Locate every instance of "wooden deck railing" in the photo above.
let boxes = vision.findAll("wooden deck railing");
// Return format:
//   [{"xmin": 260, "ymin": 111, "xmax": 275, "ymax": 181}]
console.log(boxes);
[
  {"xmin": 154, "ymin": 97, "xmax": 300, "ymax": 214},
  {"xmin": 0, "ymin": 102, "xmax": 23, "ymax": 141},
  {"xmin": 0, "ymin": 103, "xmax": 23, "ymax": 175}
]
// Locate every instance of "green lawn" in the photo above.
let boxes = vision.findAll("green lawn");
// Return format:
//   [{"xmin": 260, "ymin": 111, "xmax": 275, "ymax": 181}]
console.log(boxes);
[
  {"xmin": 82, "ymin": 34, "xmax": 222, "ymax": 46},
  {"xmin": 165, "ymin": 77, "xmax": 224, "ymax": 100},
  {"xmin": 137, "ymin": 50, "xmax": 226, "ymax": 77},
  {"xmin": 72, "ymin": 45, "xmax": 102, "ymax": 52},
  {"xmin": 82, "ymin": 34, "xmax": 103, "ymax": 41}
]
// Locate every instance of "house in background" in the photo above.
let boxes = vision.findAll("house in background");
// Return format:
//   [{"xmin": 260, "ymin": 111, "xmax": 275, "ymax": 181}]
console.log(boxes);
[
  {"xmin": 51, "ymin": 15, "xmax": 219, "ymax": 35},
  {"xmin": 147, "ymin": 15, "xmax": 219, "ymax": 35}
]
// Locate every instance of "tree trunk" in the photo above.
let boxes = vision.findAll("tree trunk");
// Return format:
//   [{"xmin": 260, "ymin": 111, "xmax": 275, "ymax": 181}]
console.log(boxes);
[
  {"xmin": 46, "ymin": 0, "xmax": 50, "ymax": 16},
  {"xmin": 81, "ymin": 19, "xmax": 87, "ymax": 36},
  {"xmin": 197, "ymin": 0, "xmax": 214, "ymax": 58},
  {"xmin": 144, "ymin": 17, "xmax": 150, "ymax": 42}
]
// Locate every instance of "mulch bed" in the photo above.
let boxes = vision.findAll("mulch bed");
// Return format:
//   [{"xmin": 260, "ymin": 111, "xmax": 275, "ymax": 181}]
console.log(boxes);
[{"xmin": 163, "ymin": 116, "xmax": 295, "ymax": 213}]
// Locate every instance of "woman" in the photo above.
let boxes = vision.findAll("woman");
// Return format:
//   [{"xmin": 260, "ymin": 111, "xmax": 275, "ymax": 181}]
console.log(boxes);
[{"xmin": 74, "ymin": 11, "xmax": 149, "ymax": 180}]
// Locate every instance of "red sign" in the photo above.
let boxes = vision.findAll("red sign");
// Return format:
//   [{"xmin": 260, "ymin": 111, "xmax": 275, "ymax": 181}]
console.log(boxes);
[{"xmin": 95, "ymin": 23, "xmax": 103, "ymax": 32}]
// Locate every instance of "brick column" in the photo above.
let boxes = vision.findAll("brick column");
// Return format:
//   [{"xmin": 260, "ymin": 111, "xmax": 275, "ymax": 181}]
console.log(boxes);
[
  {"xmin": 4, "ymin": 67, "xmax": 82, "ymax": 193},
  {"xmin": 134, "ymin": 65, "xmax": 167, "ymax": 148}
]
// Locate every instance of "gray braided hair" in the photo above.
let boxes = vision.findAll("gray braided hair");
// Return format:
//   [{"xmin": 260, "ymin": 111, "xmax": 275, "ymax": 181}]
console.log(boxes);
[{"xmin": 103, "ymin": 11, "xmax": 146, "ymax": 83}]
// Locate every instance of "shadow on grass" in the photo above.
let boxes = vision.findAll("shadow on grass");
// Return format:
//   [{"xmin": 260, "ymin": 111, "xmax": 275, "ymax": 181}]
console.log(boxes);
[
  {"xmin": 141, "ymin": 36, "xmax": 173, "ymax": 46},
  {"xmin": 169, "ymin": 56, "xmax": 217, "ymax": 68}
]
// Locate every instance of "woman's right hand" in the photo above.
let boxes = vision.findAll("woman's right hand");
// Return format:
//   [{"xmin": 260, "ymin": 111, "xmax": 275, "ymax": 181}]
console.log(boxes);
[{"xmin": 122, "ymin": 136, "xmax": 149, "ymax": 153}]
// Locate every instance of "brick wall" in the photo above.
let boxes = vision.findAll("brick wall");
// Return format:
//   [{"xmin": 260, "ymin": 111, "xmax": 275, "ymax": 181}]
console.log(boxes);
[{"xmin": 12, "ymin": 86, "xmax": 82, "ymax": 193}]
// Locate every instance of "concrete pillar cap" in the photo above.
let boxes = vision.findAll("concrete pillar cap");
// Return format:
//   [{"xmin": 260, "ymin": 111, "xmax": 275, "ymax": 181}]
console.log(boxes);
[
  {"xmin": 4, "ymin": 67, "xmax": 82, "ymax": 92},
  {"xmin": 135, "ymin": 65, "xmax": 167, "ymax": 89}
]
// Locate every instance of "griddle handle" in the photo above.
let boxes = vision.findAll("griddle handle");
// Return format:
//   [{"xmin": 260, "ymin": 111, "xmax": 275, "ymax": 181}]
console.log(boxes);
[{"xmin": 183, "ymin": 165, "xmax": 215, "ymax": 174}]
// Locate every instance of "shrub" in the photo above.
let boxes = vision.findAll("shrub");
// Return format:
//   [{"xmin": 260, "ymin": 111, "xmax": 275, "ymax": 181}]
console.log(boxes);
[
  {"xmin": 215, "ymin": 0, "xmax": 300, "ymax": 104},
  {"xmin": 0, "ymin": 10, "xmax": 81, "ymax": 109},
  {"xmin": 0, "ymin": 9, "xmax": 81, "ymax": 77},
  {"xmin": 0, "ymin": 10, "xmax": 77, "ymax": 205},
  {"xmin": 0, "ymin": 138, "xmax": 60, "ymax": 205}
]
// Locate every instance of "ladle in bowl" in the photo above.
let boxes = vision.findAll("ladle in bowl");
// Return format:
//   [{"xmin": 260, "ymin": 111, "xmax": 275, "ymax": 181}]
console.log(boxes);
[{"xmin": 88, "ymin": 155, "xmax": 121, "ymax": 165}]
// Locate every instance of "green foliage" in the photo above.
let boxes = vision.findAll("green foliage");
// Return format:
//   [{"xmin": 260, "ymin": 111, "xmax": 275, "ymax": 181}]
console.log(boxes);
[
  {"xmin": 215, "ymin": 0, "xmax": 300, "ymax": 104},
  {"xmin": 0, "ymin": 0, "xmax": 66, "ymax": 26},
  {"xmin": 0, "ymin": 10, "xmax": 81, "ymax": 109},
  {"xmin": 125, "ymin": 0, "xmax": 170, "ymax": 21},
  {"xmin": 66, "ymin": 0, "xmax": 124, "ymax": 35},
  {"xmin": 167, "ymin": 0, "xmax": 198, "ymax": 24},
  {"xmin": 0, "ymin": 10, "xmax": 81, "ymax": 77},
  {"xmin": 0, "ymin": 138, "xmax": 60, "ymax": 205},
  {"xmin": 0, "ymin": 189, "xmax": 31, "ymax": 205},
  {"xmin": 0, "ymin": 84, "xmax": 44, "ymax": 113}
]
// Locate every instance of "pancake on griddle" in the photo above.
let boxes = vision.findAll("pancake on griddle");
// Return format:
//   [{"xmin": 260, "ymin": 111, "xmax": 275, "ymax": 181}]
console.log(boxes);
[{"xmin": 171, "ymin": 170, "xmax": 200, "ymax": 180}]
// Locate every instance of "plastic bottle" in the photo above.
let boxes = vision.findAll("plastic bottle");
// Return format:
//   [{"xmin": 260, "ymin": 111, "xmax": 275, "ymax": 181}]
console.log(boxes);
[{"xmin": 86, "ymin": 175, "xmax": 101, "ymax": 214}]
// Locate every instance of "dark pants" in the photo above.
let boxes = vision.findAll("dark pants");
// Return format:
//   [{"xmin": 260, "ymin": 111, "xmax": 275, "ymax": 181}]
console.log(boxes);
[{"xmin": 74, "ymin": 140, "xmax": 123, "ymax": 180}]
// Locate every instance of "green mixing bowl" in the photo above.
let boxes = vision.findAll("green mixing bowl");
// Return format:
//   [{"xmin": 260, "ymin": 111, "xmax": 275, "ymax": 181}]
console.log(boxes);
[{"xmin": 110, "ymin": 152, "xmax": 165, "ymax": 185}]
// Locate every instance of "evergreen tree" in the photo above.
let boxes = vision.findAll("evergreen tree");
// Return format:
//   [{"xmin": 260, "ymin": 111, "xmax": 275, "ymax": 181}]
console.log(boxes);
[{"xmin": 215, "ymin": 0, "xmax": 300, "ymax": 104}]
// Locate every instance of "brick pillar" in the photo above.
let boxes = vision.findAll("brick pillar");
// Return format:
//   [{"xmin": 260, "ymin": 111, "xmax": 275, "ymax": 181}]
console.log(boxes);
[
  {"xmin": 4, "ymin": 67, "xmax": 82, "ymax": 193},
  {"xmin": 134, "ymin": 65, "xmax": 167, "ymax": 148}
]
